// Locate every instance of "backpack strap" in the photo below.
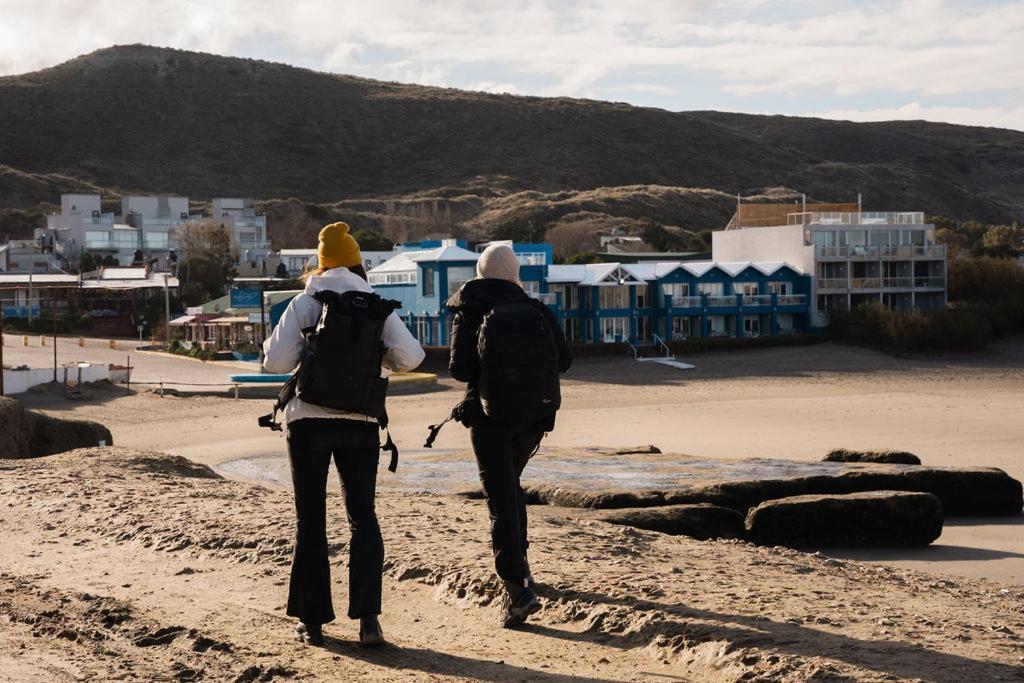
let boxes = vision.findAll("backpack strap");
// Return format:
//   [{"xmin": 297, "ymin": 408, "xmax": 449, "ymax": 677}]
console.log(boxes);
[{"xmin": 257, "ymin": 373, "xmax": 299, "ymax": 431}]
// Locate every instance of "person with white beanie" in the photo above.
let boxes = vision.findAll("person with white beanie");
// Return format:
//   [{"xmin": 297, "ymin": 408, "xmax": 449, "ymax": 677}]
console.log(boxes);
[{"xmin": 445, "ymin": 243, "xmax": 572, "ymax": 628}]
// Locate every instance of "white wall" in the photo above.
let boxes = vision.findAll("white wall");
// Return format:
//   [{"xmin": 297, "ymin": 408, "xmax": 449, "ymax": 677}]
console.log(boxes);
[
  {"xmin": 60, "ymin": 194, "xmax": 101, "ymax": 216},
  {"xmin": 712, "ymin": 225, "xmax": 814, "ymax": 274},
  {"xmin": 2, "ymin": 363, "xmax": 113, "ymax": 395}
]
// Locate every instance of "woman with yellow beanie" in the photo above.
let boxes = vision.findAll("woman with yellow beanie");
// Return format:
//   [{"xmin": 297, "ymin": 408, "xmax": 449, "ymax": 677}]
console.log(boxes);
[{"xmin": 263, "ymin": 222, "xmax": 425, "ymax": 647}]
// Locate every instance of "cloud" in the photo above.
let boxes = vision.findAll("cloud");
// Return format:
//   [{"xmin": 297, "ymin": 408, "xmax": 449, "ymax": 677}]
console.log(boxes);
[
  {"xmin": 1, "ymin": 0, "xmax": 1022, "ymax": 129},
  {"xmin": 814, "ymin": 101, "xmax": 1024, "ymax": 132}
]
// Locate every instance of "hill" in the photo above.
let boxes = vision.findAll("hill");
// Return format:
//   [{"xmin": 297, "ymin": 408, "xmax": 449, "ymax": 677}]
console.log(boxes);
[{"xmin": 1, "ymin": 44, "xmax": 1022, "ymax": 245}]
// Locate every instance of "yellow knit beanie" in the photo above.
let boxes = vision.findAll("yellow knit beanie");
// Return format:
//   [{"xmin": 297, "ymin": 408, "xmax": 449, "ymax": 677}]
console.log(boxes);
[{"xmin": 317, "ymin": 222, "xmax": 363, "ymax": 270}]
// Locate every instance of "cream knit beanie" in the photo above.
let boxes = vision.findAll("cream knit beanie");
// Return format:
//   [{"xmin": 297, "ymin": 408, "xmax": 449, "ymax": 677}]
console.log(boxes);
[{"xmin": 476, "ymin": 243, "xmax": 521, "ymax": 284}]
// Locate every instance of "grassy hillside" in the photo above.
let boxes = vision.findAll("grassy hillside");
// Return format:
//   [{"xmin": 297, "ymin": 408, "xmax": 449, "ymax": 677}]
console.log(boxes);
[{"xmin": 1, "ymin": 44, "xmax": 1021, "ymax": 246}]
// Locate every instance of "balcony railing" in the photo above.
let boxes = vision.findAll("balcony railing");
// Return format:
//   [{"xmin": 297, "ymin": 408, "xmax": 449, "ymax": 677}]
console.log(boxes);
[
  {"xmin": 913, "ymin": 245, "xmax": 946, "ymax": 258},
  {"xmin": 817, "ymin": 278, "xmax": 849, "ymax": 290},
  {"xmin": 743, "ymin": 294, "xmax": 772, "ymax": 306},
  {"xmin": 850, "ymin": 277, "xmax": 881, "ymax": 289},
  {"xmin": 706, "ymin": 295, "xmax": 737, "ymax": 307},
  {"xmin": 791, "ymin": 211, "xmax": 925, "ymax": 226},
  {"xmin": 671, "ymin": 296, "xmax": 703, "ymax": 308},
  {"xmin": 914, "ymin": 276, "xmax": 945, "ymax": 289},
  {"xmin": 776, "ymin": 294, "xmax": 807, "ymax": 306},
  {"xmin": 530, "ymin": 292, "xmax": 558, "ymax": 306},
  {"xmin": 816, "ymin": 244, "xmax": 945, "ymax": 259},
  {"xmin": 882, "ymin": 277, "xmax": 914, "ymax": 288}
]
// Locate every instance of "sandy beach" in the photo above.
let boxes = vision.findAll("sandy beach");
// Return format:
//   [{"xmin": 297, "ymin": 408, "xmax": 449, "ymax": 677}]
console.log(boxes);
[{"xmin": 5, "ymin": 338, "xmax": 1024, "ymax": 680}]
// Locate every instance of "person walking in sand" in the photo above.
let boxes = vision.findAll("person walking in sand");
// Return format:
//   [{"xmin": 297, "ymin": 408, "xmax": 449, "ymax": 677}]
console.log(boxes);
[
  {"xmin": 262, "ymin": 222, "xmax": 425, "ymax": 647},
  {"xmin": 446, "ymin": 243, "xmax": 572, "ymax": 627}
]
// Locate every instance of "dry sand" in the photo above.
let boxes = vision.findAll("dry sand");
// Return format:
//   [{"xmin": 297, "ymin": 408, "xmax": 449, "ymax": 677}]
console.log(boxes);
[
  {"xmin": 2, "ymin": 447, "xmax": 1024, "ymax": 682},
  {"xmin": 18, "ymin": 338, "xmax": 1024, "ymax": 584}
]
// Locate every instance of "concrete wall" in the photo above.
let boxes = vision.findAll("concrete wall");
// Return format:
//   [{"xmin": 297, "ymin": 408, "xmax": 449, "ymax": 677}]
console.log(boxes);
[
  {"xmin": 2, "ymin": 363, "xmax": 113, "ymax": 396},
  {"xmin": 712, "ymin": 226, "xmax": 814, "ymax": 274}
]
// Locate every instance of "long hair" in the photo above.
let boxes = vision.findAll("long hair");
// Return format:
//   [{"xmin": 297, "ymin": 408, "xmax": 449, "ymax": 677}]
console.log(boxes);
[{"xmin": 299, "ymin": 262, "xmax": 368, "ymax": 284}]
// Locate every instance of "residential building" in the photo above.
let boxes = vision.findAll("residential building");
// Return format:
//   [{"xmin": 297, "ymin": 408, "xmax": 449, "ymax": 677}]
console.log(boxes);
[
  {"xmin": 712, "ymin": 202, "xmax": 946, "ymax": 326},
  {"xmin": 0, "ymin": 239, "xmax": 61, "ymax": 273},
  {"xmin": 367, "ymin": 240, "xmax": 811, "ymax": 346}
]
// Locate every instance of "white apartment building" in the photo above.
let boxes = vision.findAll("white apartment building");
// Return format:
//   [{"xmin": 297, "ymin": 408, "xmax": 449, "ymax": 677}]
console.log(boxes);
[
  {"xmin": 713, "ymin": 202, "xmax": 947, "ymax": 326},
  {"xmin": 41, "ymin": 194, "xmax": 270, "ymax": 273}
]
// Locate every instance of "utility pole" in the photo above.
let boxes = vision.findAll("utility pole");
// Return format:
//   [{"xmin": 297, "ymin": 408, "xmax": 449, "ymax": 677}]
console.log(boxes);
[
  {"xmin": 163, "ymin": 273, "xmax": 171, "ymax": 347},
  {"xmin": 52, "ymin": 310, "xmax": 58, "ymax": 383}
]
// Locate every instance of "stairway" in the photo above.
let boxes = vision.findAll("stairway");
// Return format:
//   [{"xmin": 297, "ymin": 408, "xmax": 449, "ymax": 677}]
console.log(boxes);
[{"xmin": 629, "ymin": 335, "xmax": 695, "ymax": 371}]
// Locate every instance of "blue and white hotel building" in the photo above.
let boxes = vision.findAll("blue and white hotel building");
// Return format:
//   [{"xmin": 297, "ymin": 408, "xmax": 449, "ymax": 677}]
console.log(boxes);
[{"xmin": 369, "ymin": 239, "xmax": 812, "ymax": 346}]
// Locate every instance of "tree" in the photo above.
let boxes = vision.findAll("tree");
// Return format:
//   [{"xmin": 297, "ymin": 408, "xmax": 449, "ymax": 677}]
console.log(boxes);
[
  {"xmin": 352, "ymin": 229, "xmax": 394, "ymax": 251},
  {"xmin": 78, "ymin": 251, "xmax": 97, "ymax": 273},
  {"xmin": 981, "ymin": 224, "xmax": 1024, "ymax": 258},
  {"xmin": 176, "ymin": 219, "xmax": 237, "ymax": 301}
]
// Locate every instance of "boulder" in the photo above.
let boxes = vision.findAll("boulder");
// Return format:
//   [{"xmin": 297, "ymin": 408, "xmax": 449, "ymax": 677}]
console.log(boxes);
[
  {"xmin": 523, "ymin": 484, "xmax": 666, "ymax": 509},
  {"xmin": 745, "ymin": 491, "xmax": 944, "ymax": 548},
  {"xmin": 25, "ymin": 411, "xmax": 113, "ymax": 458},
  {"xmin": 0, "ymin": 397, "xmax": 31, "ymax": 458},
  {"xmin": 825, "ymin": 449, "xmax": 921, "ymax": 465},
  {"xmin": 598, "ymin": 504, "xmax": 746, "ymax": 540}
]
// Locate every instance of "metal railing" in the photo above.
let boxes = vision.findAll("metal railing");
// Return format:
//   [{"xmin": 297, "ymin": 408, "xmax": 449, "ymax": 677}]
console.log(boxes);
[
  {"xmin": 882, "ymin": 277, "xmax": 913, "ymax": 288},
  {"xmin": 776, "ymin": 294, "xmax": 807, "ymax": 305},
  {"xmin": 816, "ymin": 245, "xmax": 946, "ymax": 259},
  {"xmin": 530, "ymin": 292, "xmax": 558, "ymax": 305},
  {"xmin": 670, "ymin": 295, "xmax": 703, "ymax": 308},
  {"xmin": 790, "ymin": 211, "xmax": 925, "ymax": 226},
  {"xmin": 742, "ymin": 294, "xmax": 772, "ymax": 306},
  {"xmin": 706, "ymin": 295, "xmax": 737, "ymax": 307},
  {"xmin": 816, "ymin": 278, "xmax": 849, "ymax": 290},
  {"xmin": 914, "ymin": 276, "xmax": 945, "ymax": 289},
  {"xmin": 850, "ymin": 277, "xmax": 882, "ymax": 289}
]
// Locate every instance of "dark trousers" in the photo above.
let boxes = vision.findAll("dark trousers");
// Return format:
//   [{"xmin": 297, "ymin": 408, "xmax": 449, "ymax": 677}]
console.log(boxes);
[
  {"xmin": 286, "ymin": 418, "xmax": 383, "ymax": 624},
  {"xmin": 470, "ymin": 420, "xmax": 545, "ymax": 582}
]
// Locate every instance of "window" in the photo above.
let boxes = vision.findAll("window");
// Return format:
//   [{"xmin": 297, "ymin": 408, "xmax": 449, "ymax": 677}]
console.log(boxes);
[
  {"xmin": 697, "ymin": 282, "xmax": 723, "ymax": 296},
  {"xmin": 635, "ymin": 285, "xmax": 650, "ymax": 308},
  {"xmin": 521, "ymin": 280, "xmax": 540, "ymax": 295},
  {"xmin": 636, "ymin": 316, "xmax": 651, "ymax": 340},
  {"xmin": 768, "ymin": 281, "xmax": 792, "ymax": 295},
  {"xmin": 599, "ymin": 286, "xmax": 629, "ymax": 310},
  {"xmin": 369, "ymin": 270, "xmax": 417, "ymax": 286},
  {"xmin": 600, "ymin": 317, "xmax": 628, "ymax": 342},
  {"xmin": 85, "ymin": 230, "xmax": 110, "ymax": 248},
  {"xmin": 517, "ymin": 252, "xmax": 547, "ymax": 266},
  {"xmin": 563, "ymin": 318, "xmax": 582, "ymax": 342},
  {"xmin": 733, "ymin": 282, "xmax": 758, "ymax": 295},
  {"xmin": 144, "ymin": 232, "xmax": 169, "ymax": 249},
  {"xmin": 812, "ymin": 231, "xmax": 835, "ymax": 247},
  {"xmin": 663, "ymin": 282, "xmax": 689, "ymax": 298},
  {"xmin": 869, "ymin": 230, "xmax": 889, "ymax": 246},
  {"xmin": 422, "ymin": 266, "xmax": 435, "ymax": 297},
  {"xmin": 446, "ymin": 266, "xmax": 475, "ymax": 297},
  {"xmin": 671, "ymin": 316, "xmax": 692, "ymax": 340},
  {"xmin": 743, "ymin": 316, "xmax": 760, "ymax": 336},
  {"xmin": 414, "ymin": 317, "xmax": 430, "ymax": 343}
]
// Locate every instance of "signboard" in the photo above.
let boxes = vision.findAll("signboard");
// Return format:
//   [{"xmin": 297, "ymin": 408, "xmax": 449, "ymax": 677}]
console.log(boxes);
[
  {"xmin": 230, "ymin": 287, "xmax": 262, "ymax": 309},
  {"xmin": 1, "ymin": 305, "xmax": 42, "ymax": 319},
  {"xmin": 249, "ymin": 313, "xmax": 265, "ymax": 324},
  {"xmin": 186, "ymin": 306, "xmax": 203, "ymax": 315}
]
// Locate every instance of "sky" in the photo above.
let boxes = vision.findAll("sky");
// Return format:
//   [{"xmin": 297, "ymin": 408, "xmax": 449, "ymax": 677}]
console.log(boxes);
[{"xmin": 1, "ymin": 0, "xmax": 1022, "ymax": 131}]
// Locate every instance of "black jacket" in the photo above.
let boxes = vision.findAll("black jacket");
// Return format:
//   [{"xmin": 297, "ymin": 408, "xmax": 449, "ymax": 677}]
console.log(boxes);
[{"xmin": 447, "ymin": 279, "xmax": 572, "ymax": 426}]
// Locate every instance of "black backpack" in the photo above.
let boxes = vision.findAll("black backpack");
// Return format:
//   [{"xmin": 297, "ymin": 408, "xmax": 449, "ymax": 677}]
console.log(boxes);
[
  {"xmin": 297, "ymin": 289, "xmax": 400, "ymax": 415},
  {"xmin": 258, "ymin": 289, "xmax": 403, "ymax": 471},
  {"xmin": 476, "ymin": 298, "xmax": 561, "ymax": 422}
]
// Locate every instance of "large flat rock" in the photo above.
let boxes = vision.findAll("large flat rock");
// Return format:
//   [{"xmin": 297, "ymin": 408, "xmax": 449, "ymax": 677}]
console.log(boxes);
[
  {"xmin": 825, "ymin": 448, "xmax": 921, "ymax": 465},
  {"xmin": 526, "ymin": 465, "xmax": 1023, "ymax": 517},
  {"xmin": 597, "ymin": 504, "xmax": 745, "ymax": 540},
  {"xmin": 745, "ymin": 491, "xmax": 944, "ymax": 548},
  {"xmin": 0, "ymin": 396, "xmax": 112, "ymax": 459}
]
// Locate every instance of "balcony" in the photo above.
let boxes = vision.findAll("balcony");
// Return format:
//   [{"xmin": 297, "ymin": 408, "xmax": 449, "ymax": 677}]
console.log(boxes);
[
  {"xmin": 850, "ymin": 277, "xmax": 881, "ymax": 289},
  {"xmin": 706, "ymin": 295, "xmax": 737, "ymax": 307},
  {"xmin": 84, "ymin": 239, "xmax": 117, "ymax": 250},
  {"xmin": 817, "ymin": 278, "xmax": 849, "ymax": 291},
  {"xmin": 815, "ymin": 244, "xmax": 946, "ymax": 260},
  {"xmin": 914, "ymin": 276, "xmax": 945, "ymax": 289},
  {"xmin": 670, "ymin": 295, "xmax": 703, "ymax": 308},
  {"xmin": 776, "ymin": 294, "xmax": 807, "ymax": 306},
  {"xmin": 742, "ymin": 294, "xmax": 772, "ymax": 307},
  {"xmin": 791, "ymin": 211, "xmax": 925, "ymax": 226},
  {"xmin": 530, "ymin": 292, "xmax": 558, "ymax": 306},
  {"xmin": 913, "ymin": 245, "xmax": 946, "ymax": 258},
  {"xmin": 882, "ymin": 277, "xmax": 914, "ymax": 288}
]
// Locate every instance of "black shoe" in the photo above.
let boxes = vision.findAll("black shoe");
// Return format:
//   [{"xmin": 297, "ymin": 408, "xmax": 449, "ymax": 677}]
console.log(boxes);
[
  {"xmin": 501, "ymin": 579, "xmax": 541, "ymax": 629},
  {"xmin": 295, "ymin": 621, "xmax": 324, "ymax": 646},
  {"xmin": 359, "ymin": 616, "xmax": 385, "ymax": 647}
]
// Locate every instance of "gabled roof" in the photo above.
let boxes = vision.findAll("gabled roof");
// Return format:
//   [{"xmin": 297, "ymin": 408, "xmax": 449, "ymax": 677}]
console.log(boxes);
[
  {"xmin": 371, "ymin": 244, "xmax": 479, "ymax": 273},
  {"xmin": 546, "ymin": 263, "xmax": 646, "ymax": 286},
  {"xmin": 546, "ymin": 260, "xmax": 805, "ymax": 284}
]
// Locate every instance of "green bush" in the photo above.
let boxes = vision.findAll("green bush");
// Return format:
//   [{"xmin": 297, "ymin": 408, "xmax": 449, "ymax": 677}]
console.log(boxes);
[{"xmin": 829, "ymin": 302, "xmax": 991, "ymax": 352}]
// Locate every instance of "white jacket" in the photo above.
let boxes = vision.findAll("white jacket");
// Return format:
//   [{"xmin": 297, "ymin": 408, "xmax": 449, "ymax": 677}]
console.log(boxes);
[{"xmin": 262, "ymin": 267, "xmax": 425, "ymax": 424}]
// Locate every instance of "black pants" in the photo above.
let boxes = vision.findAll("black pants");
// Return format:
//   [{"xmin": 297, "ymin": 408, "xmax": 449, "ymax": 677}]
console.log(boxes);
[
  {"xmin": 470, "ymin": 420, "xmax": 545, "ymax": 583},
  {"xmin": 286, "ymin": 418, "xmax": 382, "ymax": 624}
]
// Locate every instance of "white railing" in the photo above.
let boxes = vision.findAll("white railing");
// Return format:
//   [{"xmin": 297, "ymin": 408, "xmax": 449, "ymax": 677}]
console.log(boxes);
[
  {"xmin": 530, "ymin": 292, "xmax": 558, "ymax": 305},
  {"xmin": 706, "ymin": 295, "xmax": 737, "ymax": 307},
  {"xmin": 742, "ymin": 294, "xmax": 772, "ymax": 306},
  {"xmin": 776, "ymin": 294, "xmax": 806, "ymax": 305},
  {"xmin": 817, "ymin": 278, "xmax": 849, "ymax": 290},
  {"xmin": 671, "ymin": 296, "xmax": 703, "ymax": 308},
  {"xmin": 790, "ymin": 211, "xmax": 924, "ymax": 226}
]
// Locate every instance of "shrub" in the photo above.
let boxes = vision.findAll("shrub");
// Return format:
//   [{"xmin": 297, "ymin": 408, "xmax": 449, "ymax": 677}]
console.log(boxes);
[{"xmin": 829, "ymin": 302, "xmax": 991, "ymax": 352}]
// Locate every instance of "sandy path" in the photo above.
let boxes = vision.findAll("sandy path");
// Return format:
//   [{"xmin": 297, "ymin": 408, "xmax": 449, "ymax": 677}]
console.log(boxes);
[{"xmin": 3, "ymin": 447, "xmax": 1024, "ymax": 681}]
